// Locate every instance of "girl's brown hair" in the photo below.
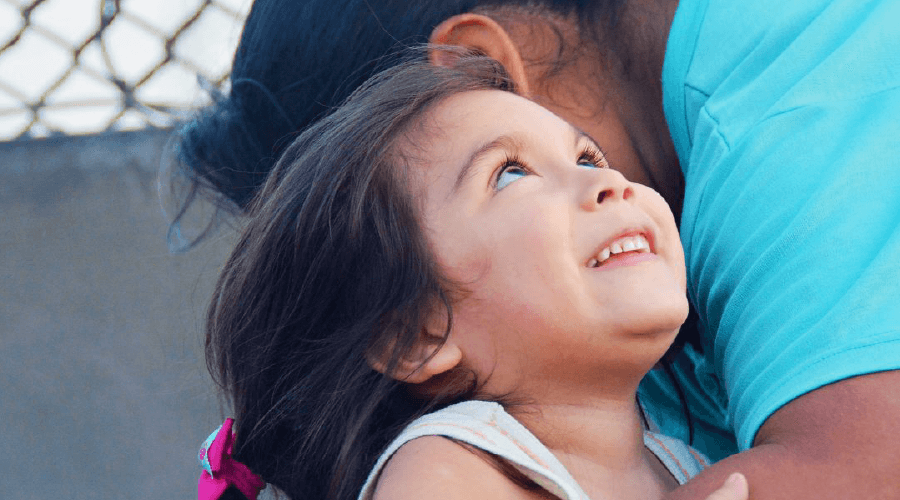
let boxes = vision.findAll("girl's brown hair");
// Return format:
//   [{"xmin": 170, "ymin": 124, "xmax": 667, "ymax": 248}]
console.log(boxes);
[{"xmin": 206, "ymin": 52, "xmax": 514, "ymax": 500}]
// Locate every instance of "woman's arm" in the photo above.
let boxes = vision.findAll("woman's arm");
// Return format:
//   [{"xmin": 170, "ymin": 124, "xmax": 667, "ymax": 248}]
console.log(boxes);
[
  {"xmin": 667, "ymin": 370, "xmax": 900, "ymax": 499},
  {"xmin": 666, "ymin": 4, "xmax": 900, "ymax": 497},
  {"xmin": 669, "ymin": 14, "xmax": 900, "ymax": 493}
]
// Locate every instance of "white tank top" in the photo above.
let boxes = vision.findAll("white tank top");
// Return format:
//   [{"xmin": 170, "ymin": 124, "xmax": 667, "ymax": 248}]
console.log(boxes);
[{"xmin": 358, "ymin": 400, "xmax": 709, "ymax": 500}]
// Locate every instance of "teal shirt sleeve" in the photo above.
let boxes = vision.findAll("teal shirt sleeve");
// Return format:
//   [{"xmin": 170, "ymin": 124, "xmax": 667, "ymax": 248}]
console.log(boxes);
[{"xmin": 663, "ymin": 0, "xmax": 900, "ymax": 449}]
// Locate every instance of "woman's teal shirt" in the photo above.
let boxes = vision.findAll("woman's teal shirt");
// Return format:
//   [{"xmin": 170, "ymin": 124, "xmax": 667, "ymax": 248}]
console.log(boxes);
[{"xmin": 639, "ymin": 0, "xmax": 900, "ymax": 460}]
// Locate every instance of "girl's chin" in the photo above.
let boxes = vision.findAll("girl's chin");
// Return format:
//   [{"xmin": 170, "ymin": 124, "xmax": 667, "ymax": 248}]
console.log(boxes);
[{"xmin": 613, "ymin": 299, "xmax": 689, "ymax": 339}]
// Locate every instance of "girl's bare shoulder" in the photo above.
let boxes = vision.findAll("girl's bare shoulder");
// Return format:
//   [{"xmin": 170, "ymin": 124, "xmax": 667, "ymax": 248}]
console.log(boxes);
[{"xmin": 372, "ymin": 436, "xmax": 548, "ymax": 500}]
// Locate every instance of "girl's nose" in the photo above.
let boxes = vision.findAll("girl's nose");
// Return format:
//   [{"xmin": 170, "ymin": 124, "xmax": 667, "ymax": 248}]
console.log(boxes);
[{"xmin": 580, "ymin": 168, "xmax": 634, "ymax": 211}]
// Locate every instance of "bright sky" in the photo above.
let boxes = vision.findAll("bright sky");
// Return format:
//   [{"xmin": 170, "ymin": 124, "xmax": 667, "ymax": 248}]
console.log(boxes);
[{"xmin": 0, "ymin": 0, "xmax": 251, "ymax": 140}]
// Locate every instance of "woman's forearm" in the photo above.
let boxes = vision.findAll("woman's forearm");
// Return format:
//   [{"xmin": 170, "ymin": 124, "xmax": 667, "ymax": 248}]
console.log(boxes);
[{"xmin": 667, "ymin": 370, "xmax": 900, "ymax": 500}]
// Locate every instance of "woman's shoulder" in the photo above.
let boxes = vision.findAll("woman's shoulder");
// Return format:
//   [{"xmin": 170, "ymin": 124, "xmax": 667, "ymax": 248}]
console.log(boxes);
[{"xmin": 372, "ymin": 436, "xmax": 542, "ymax": 500}]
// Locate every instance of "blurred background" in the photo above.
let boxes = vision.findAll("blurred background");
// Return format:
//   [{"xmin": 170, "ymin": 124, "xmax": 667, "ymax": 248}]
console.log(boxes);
[{"xmin": 0, "ymin": 0, "xmax": 253, "ymax": 497}]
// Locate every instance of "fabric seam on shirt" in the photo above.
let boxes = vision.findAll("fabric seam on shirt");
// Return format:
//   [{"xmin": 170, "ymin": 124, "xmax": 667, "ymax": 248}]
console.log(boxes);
[
  {"xmin": 687, "ymin": 447, "xmax": 709, "ymax": 468},
  {"xmin": 645, "ymin": 433, "xmax": 690, "ymax": 481}
]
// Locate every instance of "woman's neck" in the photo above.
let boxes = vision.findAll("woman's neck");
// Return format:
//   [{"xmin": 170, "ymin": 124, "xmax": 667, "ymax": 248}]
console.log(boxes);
[{"xmin": 613, "ymin": 0, "xmax": 684, "ymax": 216}]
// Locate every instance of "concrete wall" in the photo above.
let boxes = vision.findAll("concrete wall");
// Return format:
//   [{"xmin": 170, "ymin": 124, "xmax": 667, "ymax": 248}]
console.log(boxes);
[{"xmin": 1, "ymin": 130, "xmax": 239, "ymax": 498}]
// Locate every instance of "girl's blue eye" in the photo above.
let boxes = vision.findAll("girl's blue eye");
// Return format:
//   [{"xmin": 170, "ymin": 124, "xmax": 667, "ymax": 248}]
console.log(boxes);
[
  {"xmin": 496, "ymin": 166, "xmax": 527, "ymax": 190},
  {"xmin": 577, "ymin": 148, "xmax": 608, "ymax": 169}
]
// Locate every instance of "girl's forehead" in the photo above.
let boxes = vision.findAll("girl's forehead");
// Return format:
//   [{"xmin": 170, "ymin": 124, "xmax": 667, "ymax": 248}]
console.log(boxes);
[{"xmin": 413, "ymin": 90, "xmax": 576, "ymax": 152}]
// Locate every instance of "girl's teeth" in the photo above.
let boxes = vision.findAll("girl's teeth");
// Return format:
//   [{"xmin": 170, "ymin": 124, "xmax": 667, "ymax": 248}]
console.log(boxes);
[{"xmin": 590, "ymin": 234, "xmax": 652, "ymax": 267}]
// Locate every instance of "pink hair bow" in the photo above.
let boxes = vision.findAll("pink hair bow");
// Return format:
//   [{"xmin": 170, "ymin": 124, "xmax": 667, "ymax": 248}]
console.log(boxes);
[{"xmin": 198, "ymin": 418, "xmax": 266, "ymax": 500}]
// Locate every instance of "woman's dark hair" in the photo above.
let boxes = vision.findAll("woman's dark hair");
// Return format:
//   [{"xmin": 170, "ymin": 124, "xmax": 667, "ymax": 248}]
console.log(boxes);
[
  {"xmin": 207, "ymin": 53, "xmax": 516, "ymax": 500},
  {"xmin": 169, "ymin": 0, "xmax": 631, "ymax": 246}
]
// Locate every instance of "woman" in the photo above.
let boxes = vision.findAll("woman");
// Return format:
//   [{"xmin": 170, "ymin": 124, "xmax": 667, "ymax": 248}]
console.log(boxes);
[{"xmin": 173, "ymin": 0, "xmax": 900, "ymax": 498}]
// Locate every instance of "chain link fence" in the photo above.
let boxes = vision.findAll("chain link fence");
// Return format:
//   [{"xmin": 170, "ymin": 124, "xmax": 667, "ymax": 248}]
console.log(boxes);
[{"xmin": 0, "ymin": 0, "xmax": 249, "ymax": 141}]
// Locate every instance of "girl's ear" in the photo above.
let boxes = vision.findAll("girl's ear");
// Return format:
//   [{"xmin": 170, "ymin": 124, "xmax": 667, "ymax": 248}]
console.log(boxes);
[
  {"xmin": 367, "ymin": 331, "xmax": 463, "ymax": 384},
  {"xmin": 429, "ymin": 13, "xmax": 532, "ymax": 96}
]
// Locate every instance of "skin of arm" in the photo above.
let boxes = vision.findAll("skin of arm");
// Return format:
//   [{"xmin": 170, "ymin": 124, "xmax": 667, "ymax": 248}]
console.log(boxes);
[{"xmin": 666, "ymin": 370, "xmax": 900, "ymax": 500}]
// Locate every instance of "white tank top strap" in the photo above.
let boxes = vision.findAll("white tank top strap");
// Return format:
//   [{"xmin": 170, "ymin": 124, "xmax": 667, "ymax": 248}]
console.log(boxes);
[{"xmin": 357, "ymin": 400, "xmax": 591, "ymax": 500}]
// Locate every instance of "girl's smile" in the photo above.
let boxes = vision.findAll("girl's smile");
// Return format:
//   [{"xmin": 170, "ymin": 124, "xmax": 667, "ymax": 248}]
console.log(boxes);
[{"xmin": 586, "ymin": 230, "xmax": 657, "ymax": 269}]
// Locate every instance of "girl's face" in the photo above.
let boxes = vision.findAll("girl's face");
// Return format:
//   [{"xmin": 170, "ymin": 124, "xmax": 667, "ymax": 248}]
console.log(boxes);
[{"xmin": 408, "ymin": 90, "xmax": 688, "ymax": 398}]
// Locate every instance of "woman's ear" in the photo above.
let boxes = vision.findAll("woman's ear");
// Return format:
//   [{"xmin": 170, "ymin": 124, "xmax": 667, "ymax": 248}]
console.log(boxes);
[
  {"xmin": 429, "ymin": 13, "xmax": 532, "ymax": 96},
  {"xmin": 367, "ymin": 331, "xmax": 463, "ymax": 384}
]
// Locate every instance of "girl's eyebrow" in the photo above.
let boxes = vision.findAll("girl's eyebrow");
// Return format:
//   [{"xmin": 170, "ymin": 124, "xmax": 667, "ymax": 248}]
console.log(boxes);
[
  {"xmin": 574, "ymin": 128, "xmax": 597, "ymax": 148},
  {"xmin": 452, "ymin": 135, "xmax": 522, "ymax": 194}
]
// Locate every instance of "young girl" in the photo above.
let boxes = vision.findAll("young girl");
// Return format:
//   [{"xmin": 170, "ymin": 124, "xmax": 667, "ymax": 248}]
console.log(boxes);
[{"xmin": 195, "ymin": 54, "xmax": 747, "ymax": 500}]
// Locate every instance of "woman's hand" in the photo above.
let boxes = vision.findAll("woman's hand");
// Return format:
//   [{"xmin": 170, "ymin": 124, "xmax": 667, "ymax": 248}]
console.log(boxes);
[{"xmin": 703, "ymin": 473, "xmax": 748, "ymax": 500}]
